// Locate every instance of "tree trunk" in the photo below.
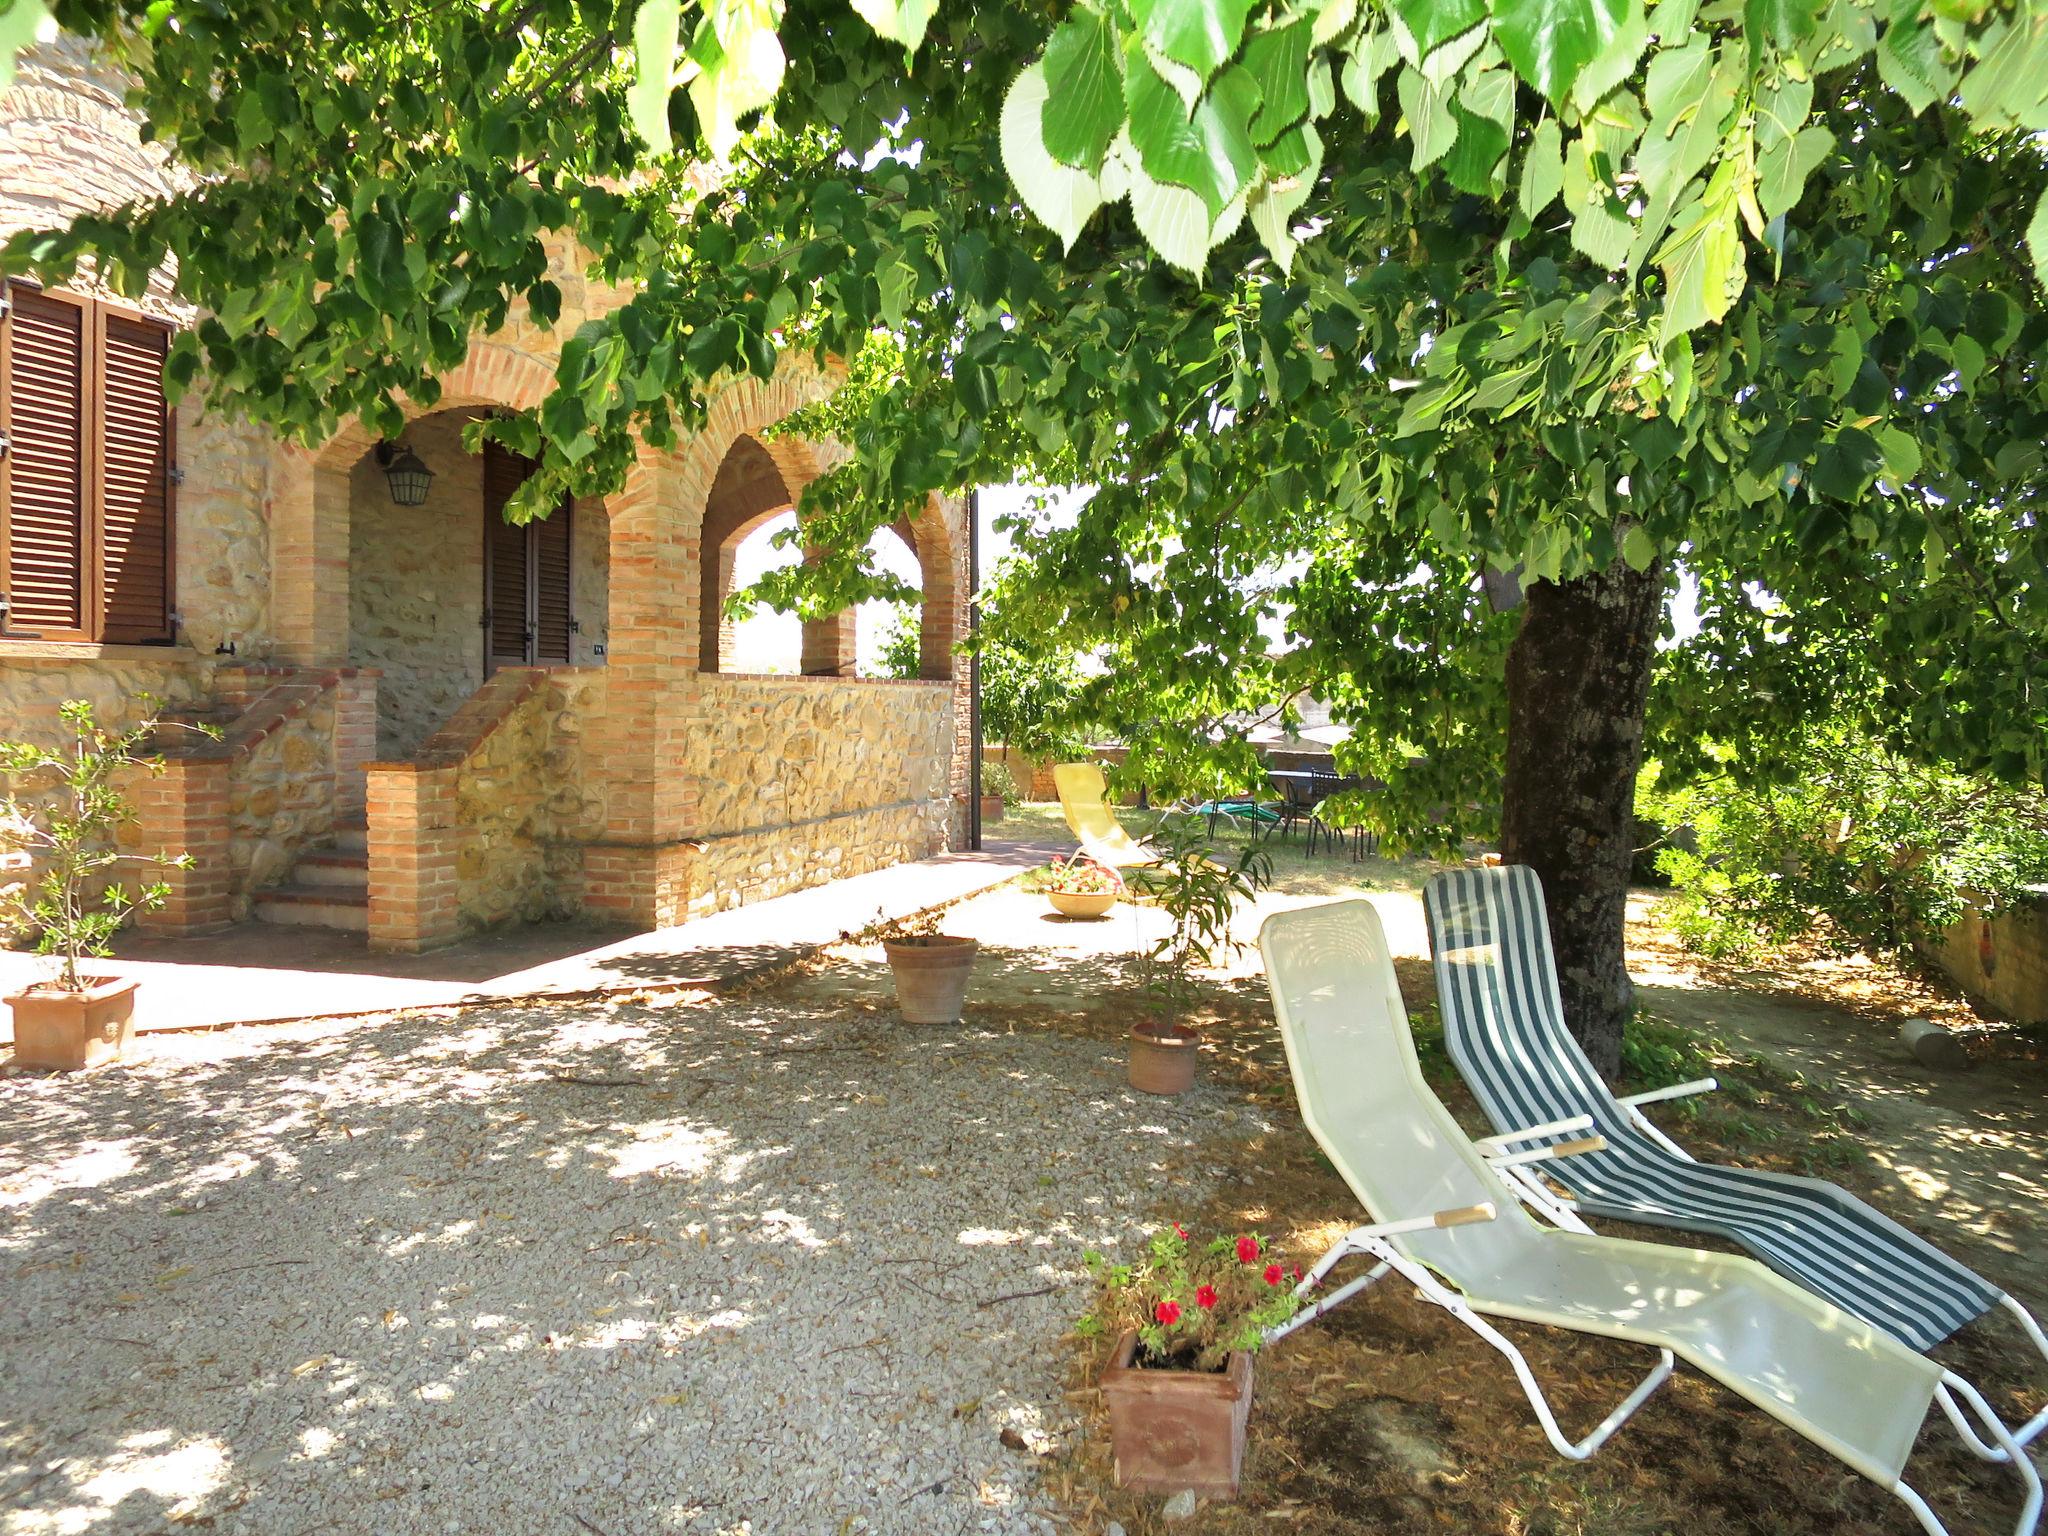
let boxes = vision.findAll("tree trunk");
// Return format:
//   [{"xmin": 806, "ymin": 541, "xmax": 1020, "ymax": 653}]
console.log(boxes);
[{"xmin": 1499, "ymin": 556, "xmax": 1665, "ymax": 1081}]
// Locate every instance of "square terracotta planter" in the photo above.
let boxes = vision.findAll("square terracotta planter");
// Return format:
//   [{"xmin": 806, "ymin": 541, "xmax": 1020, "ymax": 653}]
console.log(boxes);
[
  {"xmin": 6, "ymin": 976, "xmax": 139, "ymax": 1071},
  {"xmin": 1100, "ymin": 1329, "xmax": 1254, "ymax": 1497}
]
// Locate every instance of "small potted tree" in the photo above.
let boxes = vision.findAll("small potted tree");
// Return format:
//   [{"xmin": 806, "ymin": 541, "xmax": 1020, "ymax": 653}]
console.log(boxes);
[
  {"xmin": 1081, "ymin": 1224, "xmax": 1301, "ymax": 1497},
  {"xmin": 979, "ymin": 760, "xmax": 1016, "ymax": 826},
  {"xmin": 2, "ymin": 699, "xmax": 195, "ymax": 1071},
  {"xmin": 1128, "ymin": 821, "xmax": 1269, "ymax": 1095},
  {"xmin": 882, "ymin": 908, "xmax": 979, "ymax": 1024}
]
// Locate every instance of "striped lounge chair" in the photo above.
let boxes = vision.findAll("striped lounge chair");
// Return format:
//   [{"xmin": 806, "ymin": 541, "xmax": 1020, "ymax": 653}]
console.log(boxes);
[
  {"xmin": 1261, "ymin": 898, "xmax": 2039, "ymax": 1536},
  {"xmin": 1424, "ymin": 862, "xmax": 2047, "ymax": 1461}
]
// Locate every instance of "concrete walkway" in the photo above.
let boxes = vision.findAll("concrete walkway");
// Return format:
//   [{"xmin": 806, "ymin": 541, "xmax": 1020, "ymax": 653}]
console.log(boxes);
[{"xmin": 0, "ymin": 835, "xmax": 1062, "ymax": 1040}]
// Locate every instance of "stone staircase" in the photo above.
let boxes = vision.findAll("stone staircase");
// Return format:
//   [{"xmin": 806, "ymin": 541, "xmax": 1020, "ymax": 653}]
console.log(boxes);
[{"xmin": 251, "ymin": 814, "xmax": 368, "ymax": 932}]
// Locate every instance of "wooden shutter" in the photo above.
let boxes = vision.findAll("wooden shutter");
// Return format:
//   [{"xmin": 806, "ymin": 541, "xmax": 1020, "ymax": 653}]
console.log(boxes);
[
  {"xmin": 1, "ymin": 286, "xmax": 89, "ymax": 639},
  {"xmin": 532, "ymin": 499, "xmax": 573, "ymax": 664},
  {"xmin": 96, "ymin": 312, "xmax": 175, "ymax": 644},
  {"xmin": 483, "ymin": 442, "xmax": 533, "ymax": 673}
]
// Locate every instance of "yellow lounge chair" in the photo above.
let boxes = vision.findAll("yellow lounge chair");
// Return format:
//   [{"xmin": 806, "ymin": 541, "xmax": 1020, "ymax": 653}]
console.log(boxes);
[{"xmin": 1052, "ymin": 762, "xmax": 1157, "ymax": 868}]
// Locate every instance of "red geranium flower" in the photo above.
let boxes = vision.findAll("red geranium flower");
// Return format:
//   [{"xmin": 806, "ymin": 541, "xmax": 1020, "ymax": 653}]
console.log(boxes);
[
  {"xmin": 1236, "ymin": 1235, "xmax": 1261, "ymax": 1264},
  {"xmin": 1195, "ymin": 1285, "xmax": 1218, "ymax": 1310},
  {"xmin": 1264, "ymin": 1263, "xmax": 1285, "ymax": 1287},
  {"xmin": 1155, "ymin": 1300, "xmax": 1182, "ymax": 1326},
  {"xmin": 1172, "ymin": 1223, "xmax": 1188, "ymax": 1240}
]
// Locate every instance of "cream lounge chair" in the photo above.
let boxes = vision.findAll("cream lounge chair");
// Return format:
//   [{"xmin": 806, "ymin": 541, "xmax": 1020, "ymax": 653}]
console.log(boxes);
[
  {"xmin": 1258, "ymin": 898, "xmax": 2040, "ymax": 1536},
  {"xmin": 1052, "ymin": 762, "xmax": 1157, "ymax": 868}
]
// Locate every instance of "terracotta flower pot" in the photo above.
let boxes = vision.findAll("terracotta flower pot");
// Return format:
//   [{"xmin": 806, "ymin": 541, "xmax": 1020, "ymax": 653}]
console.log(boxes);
[
  {"xmin": 1128, "ymin": 1021, "xmax": 1198, "ymax": 1095},
  {"xmin": 1100, "ymin": 1330, "xmax": 1254, "ymax": 1497},
  {"xmin": 980, "ymin": 793, "xmax": 1006, "ymax": 824},
  {"xmin": 6, "ymin": 976, "xmax": 139, "ymax": 1071},
  {"xmin": 884, "ymin": 935, "xmax": 979, "ymax": 1024},
  {"xmin": 1048, "ymin": 889, "xmax": 1117, "ymax": 919}
]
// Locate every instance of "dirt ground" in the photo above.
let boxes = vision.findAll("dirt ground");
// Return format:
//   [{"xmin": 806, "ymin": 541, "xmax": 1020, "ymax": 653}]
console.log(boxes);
[{"xmin": 876, "ymin": 807, "xmax": 2048, "ymax": 1536}]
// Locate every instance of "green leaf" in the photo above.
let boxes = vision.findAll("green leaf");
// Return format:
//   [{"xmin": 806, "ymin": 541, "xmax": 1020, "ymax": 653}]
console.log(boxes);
[
  {"xmin": 629, "ymin": 0, "xmax": 682, "ymax": 154},
  {"xmin": 2029, "ymin": 187, "xmax": 2048, "ymax": 288},
  {"xmin": 1002, "ymin": 63, "xmax": 1107, "ymax": 251},
  {"xmin": 1248, "ymin": 123, "xmax": 1324, "ymax": 270},
  {"xmin": 1391, "ymin": 0, "xmax": 1485, "ymax": 60},
  {"xmin": 1130, "ymin": 0, "xmax": 1257, "ymax": 81},
  {"xmin": 1621, "ymin": 523, "xmax": 1658, "ymax": 570},
  {"xmin": 1489, "ymin": 0, "xmax": 1639, "ymax": 105},
  {"xmin": 1127, "ymin": 157, "xmax": 1215, "ymax": 272},
  {"xmin": 1241, "ymin": 20, "xmax": 1312, "ymax": 143},
  {"xmin": 0, "ymin": 0, "xmax": 51, "ymax": 97},
  {"xmin": 1042, "ymin": 8, "xmax": 1125, "ymax": 172},
  {"xmin": 1874, "ymin": 425, "xmax": 1922, "ymax": 482},
  {"xmin": 686, "ymin": 0, "xmax": 786, "ymax": 160},
  {"xmin": 1653, "ymin": 159, "xmax": 1744, "ymax": 341},
  {"xmin": 1519, "ymin": 116, "xmax": 1564, "ymax": 216},
  {"xmin": 1876, "ymin": 9, "xmax": 1958, "ymax": 115},
  {"xmin": 1127, "ymin": 50, "xmax": 1259, "ymax": 216},
  {"xmin": 1757, "ymin": 122, "xmax": 1833, "ymax": 222},
  {"xmin": 847, "ymin": 0, "xmax": 936, "ymax": 52},
  {"xmin": 1570, "ymin": 1, "xmax": 1649, "ymax": 111},
  {"xmin": 1340, "ymin": 28, "xmax": 1400, "ymax": 119},
  {"xmin": 1395, "ymin": 67, "xmax": 1459, "ymax": 170},
  {"xmin": 1744, "ymin": 0, "xmax": 1821, "ymax": 51}
]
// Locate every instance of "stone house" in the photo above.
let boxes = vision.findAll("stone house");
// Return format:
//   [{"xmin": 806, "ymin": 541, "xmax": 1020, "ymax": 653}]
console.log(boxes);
[{"xmin": 0, "ymin": 42, "xmax": 972, "ymax": 952}]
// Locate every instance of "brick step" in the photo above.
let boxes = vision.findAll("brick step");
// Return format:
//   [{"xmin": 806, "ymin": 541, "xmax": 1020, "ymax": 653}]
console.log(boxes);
[
  {"xmin": 330, "ymin": 816, "xmax": 368, "ymax": 855},
  {"xmin": 252, "ymin": 884, "xmax": 368, "ymax": 932},
  {"xmin": 292, "ymin": 849, "xmax": 368, "ymax": 891}
]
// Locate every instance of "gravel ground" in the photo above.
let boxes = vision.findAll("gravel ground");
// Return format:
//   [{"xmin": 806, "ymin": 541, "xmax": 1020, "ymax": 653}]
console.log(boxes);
[{"xmin": 1, "ymin": 987, "xmax": 1265, "ymax": 1535}]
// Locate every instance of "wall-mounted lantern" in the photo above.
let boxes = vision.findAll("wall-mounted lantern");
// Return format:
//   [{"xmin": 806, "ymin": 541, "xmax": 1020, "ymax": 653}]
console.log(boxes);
[{"xmin": 375, "ymin": 440, "xmax": 435, "ymax": 506}]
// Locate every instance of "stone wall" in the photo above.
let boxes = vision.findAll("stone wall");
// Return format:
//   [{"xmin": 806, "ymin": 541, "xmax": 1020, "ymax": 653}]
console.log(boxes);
[
  {"xmin": 1921, "ymin": 887, "xmax": 2048, "ymax": 1026},
  {"xmin": 685, "ymin": 675, "xmax": 955, "ymax": 914},
  {"xmin": 348, "ymin": 414, "xmax": 487, "ymax": 757},
  {"xmin": 452, "ymin": 668, "xmax": 606, "ymax": 929},
  {"xmin": 224, "ymin": 688, "xmax": 339, "ymax": 916}
]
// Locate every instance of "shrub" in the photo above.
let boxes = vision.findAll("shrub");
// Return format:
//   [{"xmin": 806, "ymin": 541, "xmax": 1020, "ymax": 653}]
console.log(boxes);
[
  {"xmin": 1134, "ymin": 818, "xmax": 1271, "ymax": 1032},
  {"xmin": 980, "ymin": 759, "xmax": 1019, "ymax": 805},
  {"xmin": 1648, "ymin": 730, "xmax": 2048, "ymax": 962}
]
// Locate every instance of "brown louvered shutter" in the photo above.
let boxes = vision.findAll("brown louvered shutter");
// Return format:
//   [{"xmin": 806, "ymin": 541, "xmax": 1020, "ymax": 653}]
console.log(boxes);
[
  {"xmin": 482, "ymin": 441, "xmax": 533, "ymax": 673},
  {"xmin": 96, "ymin": 311, "xmax": 175, "ymax": 643},
  {"xmin": 1, "ymin": 286, "xmax": 89, "ymax": 639},
  {"xmin": 532, "ymin": 498, "xmax": 573, "ymax": 664}
]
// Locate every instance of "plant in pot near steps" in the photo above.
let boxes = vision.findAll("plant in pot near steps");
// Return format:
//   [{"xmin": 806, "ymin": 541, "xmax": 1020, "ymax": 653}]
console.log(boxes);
[
  {"xmin": 1127, "ymin": 820, "xmax": 1269, "ymax": 1095},
  {"xmin": 883, "ymin": 907, "xmax": 979, "ymax": 1025},
  {"xmin": 1080, "ymin": 1224, "xmax": 1301, "ymax": 1498},
  {"xmin": 2, "ymin": 700, "xmax": 200, "ymax": 1071}
]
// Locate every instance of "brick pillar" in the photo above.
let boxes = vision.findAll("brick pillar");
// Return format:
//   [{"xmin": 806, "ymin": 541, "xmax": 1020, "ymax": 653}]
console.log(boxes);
[
  {"xmin": 130, "ymin": 757, "xmax": 234, "ymax": 935},
  {"xmin": 801, "ymin": 610, "xmax": 856, "ymax": 677},
  {"xmin": 271, "ymin": 439, "xmax": 362, "ymax": 666},
  {"xmin": 365, "ymin": 764, "xmax": 465, "ymax": 952},
  {"xmin": 332, "ymin": 671, "xmax": 380, "ymax": 823}
]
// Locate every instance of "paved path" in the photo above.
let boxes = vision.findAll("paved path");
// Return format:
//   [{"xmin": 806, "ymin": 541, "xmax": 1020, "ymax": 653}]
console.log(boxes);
[{"xmin": 0, "ymin": 837, "xmax": 1062, "ymax": 1041}]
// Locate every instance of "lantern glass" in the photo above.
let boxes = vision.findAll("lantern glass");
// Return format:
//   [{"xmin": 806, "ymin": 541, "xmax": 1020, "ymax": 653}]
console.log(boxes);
[{"xmin": 383, "ymin": 444, "xmax": 435, "ymax": 507}]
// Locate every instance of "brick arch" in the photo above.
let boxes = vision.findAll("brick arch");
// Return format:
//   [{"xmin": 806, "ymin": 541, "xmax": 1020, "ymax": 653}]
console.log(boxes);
[{"xmin": 275, "ymin": 343, "xmax": 567, "ymax": 665}]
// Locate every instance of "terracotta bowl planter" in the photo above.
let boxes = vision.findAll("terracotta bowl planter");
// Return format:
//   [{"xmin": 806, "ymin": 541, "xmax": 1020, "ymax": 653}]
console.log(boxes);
[
  {"xmin": 6, "ymin": 976, "xmax": 139, "ymax": 1071},
  {"xmin": 1047, "ymin": 889, "xmax": 1117, "ymax": 920},
  {"xmin": 1128, "ymin": 1021, "xmax": 1198, "ymax": 1095},
  {"xmin": 979, "ymin": 793, "xmax": 1006, "ymax": 824},
  {"xmin": 1101, "ymin": 1330, "xmax": 1254, "ymax": 1496},
  {"xmin": 884, "ymin": 935, "xmax": 979, "ymax": 1024}
]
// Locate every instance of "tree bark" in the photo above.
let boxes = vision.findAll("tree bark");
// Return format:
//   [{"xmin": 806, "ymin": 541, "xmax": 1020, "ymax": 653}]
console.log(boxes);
[{"xmin": 1499, "ymin": 556, "xmax": 1665, "ymax": 1081}]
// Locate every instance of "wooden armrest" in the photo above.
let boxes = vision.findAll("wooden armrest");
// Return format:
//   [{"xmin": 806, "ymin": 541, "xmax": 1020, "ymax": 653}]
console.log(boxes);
[
  {"xmin": 1433, "ymin": 1202, "xmax": 1497, "ymax": 1228},
  {"xmin": 1488, "ymin": 1136, "xmax": 1608, "ymax": 1170}
]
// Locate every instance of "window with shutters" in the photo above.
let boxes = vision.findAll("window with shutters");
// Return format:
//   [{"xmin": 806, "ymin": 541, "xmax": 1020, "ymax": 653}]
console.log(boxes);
[
  {"xmin": 481, "ymin": 441, "xmax": 573, "ymax": 673},
  {"xmin": 0, "ymin": 283, "xmax": 176, "ymax": 645}
]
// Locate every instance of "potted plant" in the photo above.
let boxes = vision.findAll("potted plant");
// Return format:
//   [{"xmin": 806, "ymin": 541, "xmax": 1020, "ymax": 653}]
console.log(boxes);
[
  {"xmin": 2, "ymin": 700, "xmax": 197, "ymax": 1071},
  {"xmin": 882, "ymin": 907, "xmax": 979, "ymax": 1024},
  {"xmin": 1038, "ymin": 851, "xmax": 1126, "ymax": 919},
  {"xmin": 1080, "ymin": 1224, "xmax": 1301, "ymax": 1497},
  {"xmin": 979, "ymin": 760, "xmax": 1017, "ymax": 825},
  {"xmin": 1127, "ymin": 820, "xmax": 1269, "ymax": 1095}
]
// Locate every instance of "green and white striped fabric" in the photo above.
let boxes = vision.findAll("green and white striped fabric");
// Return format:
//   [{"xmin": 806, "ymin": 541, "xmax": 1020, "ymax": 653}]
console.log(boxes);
[{"xmin": 1424, "ymin": 864, "xmax": 2004, "ymax": 1352}]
